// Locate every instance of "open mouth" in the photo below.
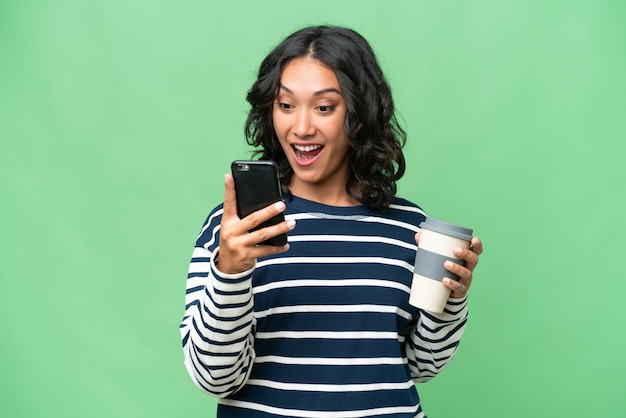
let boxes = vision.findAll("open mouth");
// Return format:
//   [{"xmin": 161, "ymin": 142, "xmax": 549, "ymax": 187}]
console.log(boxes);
[{"xmin": 292, "ymin": 144, "xmax": 324, "ymax": 162}]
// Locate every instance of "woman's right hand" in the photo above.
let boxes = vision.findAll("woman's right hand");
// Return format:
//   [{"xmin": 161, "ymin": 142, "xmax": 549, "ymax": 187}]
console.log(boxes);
[{"xmin": 217, "ymin": 173, "xmax": 295, "ymax": 275}]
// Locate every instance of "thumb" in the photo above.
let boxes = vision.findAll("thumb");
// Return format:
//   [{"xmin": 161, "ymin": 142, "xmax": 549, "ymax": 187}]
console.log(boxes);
[{"xmin": 223, "ymin": 173, "xmax": 239, "ymax": 219}]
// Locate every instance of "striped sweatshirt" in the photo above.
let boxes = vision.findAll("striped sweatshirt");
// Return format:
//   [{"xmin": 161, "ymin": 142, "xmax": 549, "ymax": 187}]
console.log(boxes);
[{"xmin": 180, "ymin": 195, "xmax": 468, "ymax": 418}]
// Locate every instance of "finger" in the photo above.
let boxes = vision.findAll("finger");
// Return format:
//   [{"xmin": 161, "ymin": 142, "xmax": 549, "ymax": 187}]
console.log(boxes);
[
  {"xmin": 443, "ymin": 277, "xmax": 468, "ymax": 297},
  {"xmin": 453, "ymin": 246, "xmax": 480, "ymax": 272},
  {"xmin": 247, "ymin": 218, "xmax": 296, "ymax": 247},
  {"xmin": 443, "ymin": 259, "xmax": 473, "ymax": 298},
  {"xmin": 242, "ymin": 201, "xmax": 287, "ymax": 231},
  {"xmin": 444, "ymin": 260, "xmax": 472, "ymax": 284},
  {"xmin": 249, "ymin": 242, "xmax": 291, "ymax": 259},
  {"xmin": 223, "ymin": 173, "xmax": 238, "ymax": 219},
  {"xmin": 414, "ymin": 232, "xmax": 421, "ymax": 245},
  {"xmin": 470, "ymin": 237, "xmax": 483, "ymax": 255}
]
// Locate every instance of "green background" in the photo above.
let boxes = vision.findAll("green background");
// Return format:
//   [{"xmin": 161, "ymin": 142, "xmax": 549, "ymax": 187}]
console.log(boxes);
[{"xmin": 2, "ymin": 1, "xmax": 625, "ymax": 417}]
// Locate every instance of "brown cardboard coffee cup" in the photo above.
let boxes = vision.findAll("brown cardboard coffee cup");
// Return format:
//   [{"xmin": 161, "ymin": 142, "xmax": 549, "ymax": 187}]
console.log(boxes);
[{"xmin": 409, "ymin": 218, "xmax": 473, "ymax": 313}]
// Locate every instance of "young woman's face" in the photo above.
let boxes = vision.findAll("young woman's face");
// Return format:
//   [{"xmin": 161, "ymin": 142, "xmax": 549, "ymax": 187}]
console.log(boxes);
[{"xmin": 273, "ymin": 57, "xmax": 352, "ymax": 200}]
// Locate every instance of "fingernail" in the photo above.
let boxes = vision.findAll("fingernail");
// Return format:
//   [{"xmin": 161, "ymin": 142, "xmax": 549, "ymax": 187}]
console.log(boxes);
[
  {"xmin": 286, "ymin": 219, "xmax": 296, "ymax": 229},
  {"xmin": 274, "ymin": 201, "xmax": 285, "ymax": 210},
  {"xmin": 443, "ymin": 278, "xmax": 451, "ymax": 285},
  {"xmin": 444, "ymin": 261, "xmax": 453, "ymax": 268},
  {"xmin": 454, "ymin": 247, "xmax": 462, "ymax": 255}
]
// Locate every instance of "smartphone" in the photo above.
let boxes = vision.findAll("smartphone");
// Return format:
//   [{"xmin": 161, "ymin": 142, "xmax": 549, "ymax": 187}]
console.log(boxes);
[{"xmin": 231, "ymin": 160, "xmax": 288, "ymax": 246}]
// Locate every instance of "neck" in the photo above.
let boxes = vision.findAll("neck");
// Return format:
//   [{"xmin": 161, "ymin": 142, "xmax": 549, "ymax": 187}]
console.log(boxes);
[{"xmin": 287, "ymin": 179, "xmax": 361, "ymax": 207}]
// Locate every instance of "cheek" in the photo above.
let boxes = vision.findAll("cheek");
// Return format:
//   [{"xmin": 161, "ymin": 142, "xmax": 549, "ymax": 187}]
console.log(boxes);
[
  {"xmin": 325, "ymin": 114, "xmax": 348, "ymax": 140},
  {"xmin": 272, "ymin": 116, "xmax": 290, "ymax": 151},
  {"xmin": 272, "ymin": 112, "xmax": 287, "ymax": 138}
]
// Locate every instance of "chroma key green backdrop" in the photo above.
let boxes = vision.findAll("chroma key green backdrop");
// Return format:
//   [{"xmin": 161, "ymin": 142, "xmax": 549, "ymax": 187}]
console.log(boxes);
[{"xmin": 1, "ymin": 1, "xmax": 625, "ymax": 417}]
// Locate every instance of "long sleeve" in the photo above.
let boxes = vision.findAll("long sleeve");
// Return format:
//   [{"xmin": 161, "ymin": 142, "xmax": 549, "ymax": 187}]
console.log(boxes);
[
  {"xmin": 179, "ymin": 208, "xmax": 256, "ymax": 397},
  {"xmin": 406, "ymin": 297, "xmax": 468, "ymax": 383},
  {"xmin": 180, "ymin": 197, "xmax": 471, "ymax": 417}
]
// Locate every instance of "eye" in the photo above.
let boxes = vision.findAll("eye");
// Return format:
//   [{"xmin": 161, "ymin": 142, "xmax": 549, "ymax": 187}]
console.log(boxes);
[
  {"xmin": 316, "ymin": 105, "xmax": 336, "ymax": 114},
  {"xmin": 276, "ymin": 102, "xmax": 294, "ymax": 112}
]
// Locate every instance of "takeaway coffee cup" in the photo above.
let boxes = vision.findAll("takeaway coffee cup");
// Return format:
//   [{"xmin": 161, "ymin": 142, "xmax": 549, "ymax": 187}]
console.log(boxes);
[{"xmin": 409, "ymin": 217, "xmax": 473, "ymax": 313}]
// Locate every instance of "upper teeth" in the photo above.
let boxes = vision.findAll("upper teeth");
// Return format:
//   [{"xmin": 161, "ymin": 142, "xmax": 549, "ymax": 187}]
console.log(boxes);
[{"xmin": 294, "ymin": 145, "xmax": 322, "ymax": 152}]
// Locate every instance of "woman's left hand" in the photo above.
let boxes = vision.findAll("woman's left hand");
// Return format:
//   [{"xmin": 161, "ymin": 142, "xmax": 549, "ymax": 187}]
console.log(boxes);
[{"xmin": 415, "ymin": 233, "xmax": 483, "ymax": 299}]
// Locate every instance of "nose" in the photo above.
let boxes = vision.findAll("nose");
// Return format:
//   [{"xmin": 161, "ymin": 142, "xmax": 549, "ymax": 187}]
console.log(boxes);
[{"xmin": 293, "ymin": 109, "xmax": 315, "ymax": 138}]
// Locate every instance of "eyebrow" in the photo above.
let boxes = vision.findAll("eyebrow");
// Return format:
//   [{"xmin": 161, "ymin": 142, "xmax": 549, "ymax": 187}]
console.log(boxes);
[{"xmin": 279, "ymin": 84, "xmax": 343, "ymax": 96}]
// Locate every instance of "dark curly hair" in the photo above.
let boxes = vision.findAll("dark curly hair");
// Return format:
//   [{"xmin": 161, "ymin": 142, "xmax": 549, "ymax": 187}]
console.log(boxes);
[{"xmin": 244, "ymin": 25, "xmax": 406, "ymax": 210}]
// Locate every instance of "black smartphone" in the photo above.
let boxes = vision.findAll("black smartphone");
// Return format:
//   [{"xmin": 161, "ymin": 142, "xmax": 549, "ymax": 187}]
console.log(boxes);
[{"xmin": 231, "ymin": 160, "xmax": 288, "ymax": 246}]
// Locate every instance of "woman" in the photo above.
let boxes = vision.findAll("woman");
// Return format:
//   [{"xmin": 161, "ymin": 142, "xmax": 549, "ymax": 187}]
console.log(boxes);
[{"xmin": 180, "ymin": 25, "xmax": 483, "ymax": 418}]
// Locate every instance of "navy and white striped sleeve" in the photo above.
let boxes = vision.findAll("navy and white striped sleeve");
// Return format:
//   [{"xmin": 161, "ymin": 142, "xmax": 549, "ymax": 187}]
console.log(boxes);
[
  {"xmin": 406, "ymin": 297, "xmax": 468, "ymax": 382},
  {"xmin": 179, "ymin": 208, "xmax": 257, "ymax": 397}
]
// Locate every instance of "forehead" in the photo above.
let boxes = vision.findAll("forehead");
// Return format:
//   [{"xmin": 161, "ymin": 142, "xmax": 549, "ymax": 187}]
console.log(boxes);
[{"xmin": 280, "ymin": 57, "xmax": 342, "ymax": 93}]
